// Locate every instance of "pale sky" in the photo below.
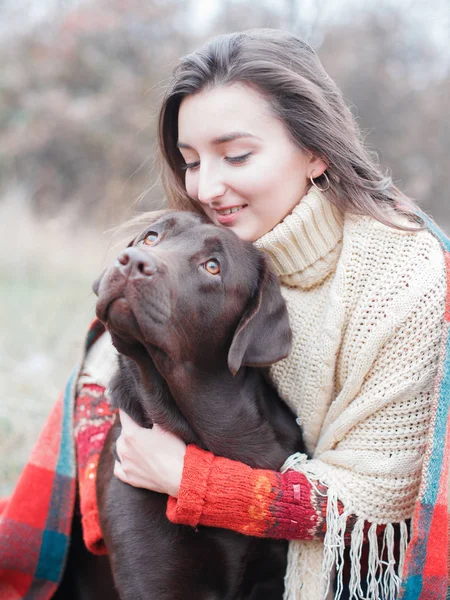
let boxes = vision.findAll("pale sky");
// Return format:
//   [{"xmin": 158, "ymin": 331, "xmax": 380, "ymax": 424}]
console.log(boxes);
[
  {"xmin": 189, "ymin": 0, "xmax": 449, "ymax": 52},
  {"xmin": 0, "ymin": 0, "xmax": 448, "ymax": 60}
]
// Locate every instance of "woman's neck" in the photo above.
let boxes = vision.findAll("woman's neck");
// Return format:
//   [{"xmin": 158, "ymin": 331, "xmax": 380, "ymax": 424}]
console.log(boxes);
[{"xmin": 254, "ymin": 187, "xmax": 344, "ymax": 289}]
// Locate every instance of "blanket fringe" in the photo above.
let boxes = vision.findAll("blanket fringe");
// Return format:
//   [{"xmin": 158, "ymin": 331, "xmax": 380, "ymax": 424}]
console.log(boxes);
[
  {"xmin": 348, "ymin": 517, "xmax": 364, "ymax": 598},
  {"xmin": 280, "ymin": 462, "xmax": 410, "ymax": 600},
  {"xmin": 283, "ymin": 539, "xmax": 326, "ymax": 600}
]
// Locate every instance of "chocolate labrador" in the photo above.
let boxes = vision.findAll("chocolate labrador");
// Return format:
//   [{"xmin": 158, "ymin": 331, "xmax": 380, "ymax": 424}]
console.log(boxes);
[{"xmin": 93, "ymin": 211, "xmax": 304, "ymax": 600}]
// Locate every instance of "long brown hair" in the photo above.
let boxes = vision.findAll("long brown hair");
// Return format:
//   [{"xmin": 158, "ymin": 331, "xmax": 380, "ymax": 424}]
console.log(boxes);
[{"xmin": 157, "ymin": 28, "xmax": 421, "ymax": 230}]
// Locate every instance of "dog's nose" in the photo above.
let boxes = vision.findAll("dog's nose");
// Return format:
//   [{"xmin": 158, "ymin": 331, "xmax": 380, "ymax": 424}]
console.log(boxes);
[{"xmin": 116, "ymin": 247, "xmax": 157, "ymax": 278}]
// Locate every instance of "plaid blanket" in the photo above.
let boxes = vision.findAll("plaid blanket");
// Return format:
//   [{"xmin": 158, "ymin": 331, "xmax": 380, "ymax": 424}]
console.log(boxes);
[
  {"xmin": 399, "ymin": 216, "xmax": 450, "ymax": 600},
  {"xmin": 0, "ymin": 320, "xmax": 105, "ymax": 600},
  {"xmin": 0, "ymin": 217, "xmax": 449, "ymax": 600}
]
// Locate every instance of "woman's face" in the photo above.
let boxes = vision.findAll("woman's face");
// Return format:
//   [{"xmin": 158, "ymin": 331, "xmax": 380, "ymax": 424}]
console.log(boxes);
[{"xmin": 177, "ymin": 83, "xmax": 326, "ymax": 242}]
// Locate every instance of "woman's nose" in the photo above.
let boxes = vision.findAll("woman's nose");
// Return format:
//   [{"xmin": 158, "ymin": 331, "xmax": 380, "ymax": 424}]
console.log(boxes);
[{"xmin": 196, "ymin": 165, "xmax": 226, "ymax": 205}]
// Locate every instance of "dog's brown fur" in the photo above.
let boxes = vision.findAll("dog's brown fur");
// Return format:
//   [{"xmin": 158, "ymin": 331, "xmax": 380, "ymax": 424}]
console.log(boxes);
[{"xmin": 91, "ymin": 211, "xmax": 304, "ymax": 600}]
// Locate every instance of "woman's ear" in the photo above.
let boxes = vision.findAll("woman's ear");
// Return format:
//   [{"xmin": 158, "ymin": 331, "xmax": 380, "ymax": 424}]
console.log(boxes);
[{"xmin": 309, "ymin": 155, "xmax": 328, "ymax": 179}]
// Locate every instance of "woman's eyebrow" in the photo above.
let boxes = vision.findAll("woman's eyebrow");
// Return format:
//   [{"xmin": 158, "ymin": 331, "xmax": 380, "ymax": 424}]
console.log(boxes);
[{"xmin": 177, "ymin": 131, "xmax": 261, "ymax": 149}]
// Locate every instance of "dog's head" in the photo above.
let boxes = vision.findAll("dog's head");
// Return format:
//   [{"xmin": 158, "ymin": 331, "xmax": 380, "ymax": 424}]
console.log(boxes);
[{"xmin": 94, "ymin": 211, "xmax": 291, "ymax": 375}]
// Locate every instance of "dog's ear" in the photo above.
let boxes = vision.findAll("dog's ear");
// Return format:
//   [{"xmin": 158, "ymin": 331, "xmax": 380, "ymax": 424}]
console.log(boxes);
[{"xmin": 227, "ymin": 255, "xmax": 292, "ymax": 376}]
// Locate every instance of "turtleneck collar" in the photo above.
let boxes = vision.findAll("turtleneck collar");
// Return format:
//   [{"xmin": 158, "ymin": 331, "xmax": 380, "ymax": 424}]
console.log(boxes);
[{"xmin": 254, "ymin": 187, "xmax": 344, "ymax": 289}]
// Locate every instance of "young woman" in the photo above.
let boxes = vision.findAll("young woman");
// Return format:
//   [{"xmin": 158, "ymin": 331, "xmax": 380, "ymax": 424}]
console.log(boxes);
[
  {"xmin": 101, "ymin": 29, "xmax": 449, "ymax": 600},
  {"xmin": 1, "ymin": 28, "xmax": 447, "ymax": 600}
]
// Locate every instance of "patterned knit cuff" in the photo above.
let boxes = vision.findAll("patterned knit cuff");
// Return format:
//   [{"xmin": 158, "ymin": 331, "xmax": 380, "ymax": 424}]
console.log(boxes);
[
  {"xmin": 166, "ymin": 445, "xmax": 214, "ymax": 527},
  {"xmin": 265, "ymin": 469, "xmax": 321, "ymax": 540}
]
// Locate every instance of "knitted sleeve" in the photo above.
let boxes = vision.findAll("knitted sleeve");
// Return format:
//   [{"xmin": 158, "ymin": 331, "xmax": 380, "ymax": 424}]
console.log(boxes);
[{"xmin": 166, "ymin": 445, "xmax": 333, "ymax": 540}]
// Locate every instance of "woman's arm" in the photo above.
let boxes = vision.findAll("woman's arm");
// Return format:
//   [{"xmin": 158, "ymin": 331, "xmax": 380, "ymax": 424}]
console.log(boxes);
[
  {"xmin": 115, "ymin": 413, "xmax": 332, "ymax": 540},
  {"xmin": 115, "ymin": 410, "xmax": 332, "ymax": 541},
  {"xmin": 166, "ymin": 444, "xmax": 328, "ymax": 540}
]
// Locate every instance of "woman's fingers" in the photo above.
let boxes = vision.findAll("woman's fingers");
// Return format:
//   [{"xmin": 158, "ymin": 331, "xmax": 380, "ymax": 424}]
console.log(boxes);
[{"xmin": 113, "ymin": 409, "xmax": 186, "ymax": 497}]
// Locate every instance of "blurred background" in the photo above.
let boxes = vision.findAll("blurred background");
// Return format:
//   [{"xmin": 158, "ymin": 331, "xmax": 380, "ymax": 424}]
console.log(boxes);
[{"xmin": 1, "ymin": 0, "xmax": 449, "ymax": 496}]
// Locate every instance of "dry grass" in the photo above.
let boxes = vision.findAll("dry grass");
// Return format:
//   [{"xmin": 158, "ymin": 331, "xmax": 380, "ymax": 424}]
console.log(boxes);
[{"xmin": 0, "ymin": 192, "xmax": 121, "ymax": 496}]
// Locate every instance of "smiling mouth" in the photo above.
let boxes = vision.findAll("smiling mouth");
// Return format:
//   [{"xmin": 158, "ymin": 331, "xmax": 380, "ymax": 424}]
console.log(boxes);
[
  {"xmin": 215, "ymin": 205, "xmax": 248, "ymax": 224},
  {"xmin": 216, "ymin": 204, "xmax": 247, "ymax": 215}
]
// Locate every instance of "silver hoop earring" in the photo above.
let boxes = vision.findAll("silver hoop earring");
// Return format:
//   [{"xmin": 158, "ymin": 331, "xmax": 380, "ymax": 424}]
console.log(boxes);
[{"xmin": 310, "ymin": 172, "xmax": 330, "ymax": 192}]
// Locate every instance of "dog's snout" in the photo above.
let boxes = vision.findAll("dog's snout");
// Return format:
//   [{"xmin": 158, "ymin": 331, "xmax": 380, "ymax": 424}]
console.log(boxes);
[{"xmin": 117, "ymin": 248, "xmax": 157, "ymax": 278}]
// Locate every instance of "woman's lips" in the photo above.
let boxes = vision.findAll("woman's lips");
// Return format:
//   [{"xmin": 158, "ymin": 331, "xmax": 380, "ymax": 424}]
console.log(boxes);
[{"xmin": 215, "ymin": 205, "xmax": 248, "ymax": 225}]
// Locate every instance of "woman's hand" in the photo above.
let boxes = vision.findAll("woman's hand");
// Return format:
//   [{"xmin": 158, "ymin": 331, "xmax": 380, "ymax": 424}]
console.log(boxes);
[{"xmin": 114, "ymin": 409, "xmax": 187, "ymax": 497}]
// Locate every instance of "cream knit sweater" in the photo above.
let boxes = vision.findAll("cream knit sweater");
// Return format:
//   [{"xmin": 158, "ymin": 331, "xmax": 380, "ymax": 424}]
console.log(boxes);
[
  {"xmin": 254, "ymin": 187, "xmax": 446, "ymax": 599},
  {"xmin": 82, "ymin": 188, "xmax": 446, "ymax": 599}
]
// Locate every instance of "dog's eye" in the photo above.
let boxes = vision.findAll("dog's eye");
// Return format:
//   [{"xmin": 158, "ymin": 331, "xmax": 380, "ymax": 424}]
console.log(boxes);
[
  {"xmin": 144, "ymin": 231, "xmax": 158, "ymax": 246},
  {"xmin": 203, "ymin": 259, "xmax": 220, "ymax": 275}
]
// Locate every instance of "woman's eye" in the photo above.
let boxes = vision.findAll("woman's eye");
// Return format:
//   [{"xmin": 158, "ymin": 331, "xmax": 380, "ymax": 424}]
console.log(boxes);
[
  {"xmin": 203, "ymin": 259, "xmax": 221, "ymax": 275},
  {"xmin": 181, "ymin": 160, "xmax": 200, "ymax": 171},
  {"xmin": 180, "ymin": 153, "xmax": 251, "ymax": 171},
  {"xmin": 144, "ymin": 231, "xmax": 159, "ymax": 245},
  {"xmin": 225, "ymin": 152, "xmax": 252, "ymax": 164}
]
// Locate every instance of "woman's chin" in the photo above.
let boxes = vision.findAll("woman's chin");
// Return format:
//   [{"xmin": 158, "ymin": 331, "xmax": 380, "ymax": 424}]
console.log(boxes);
[{"xmin": 228, "ymin": 223, "xmax": 258, "ymax": 243}]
